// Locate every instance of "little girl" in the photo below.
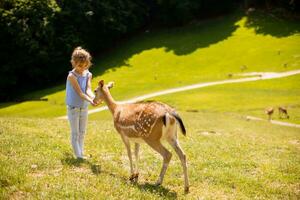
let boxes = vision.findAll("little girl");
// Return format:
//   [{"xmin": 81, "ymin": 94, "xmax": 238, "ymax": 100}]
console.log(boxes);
[{"xmin": 66, "ymin": 46, "xmax": 99, "ymax": 159}]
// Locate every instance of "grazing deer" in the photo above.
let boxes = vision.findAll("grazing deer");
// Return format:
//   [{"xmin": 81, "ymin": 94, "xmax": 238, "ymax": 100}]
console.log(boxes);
[
  {"xmin": 278, "ymin": 106, "xmax": 289, "ymax": 119},
  {"xmin": 240, "ymin": 65, "xmax": 247, "ymax": 72},
  {"xmin": 93, "ymin": 80, "xmax": 189, "ymax": 192},
  {"xmin": 265, "ymin": 107, "xmax": 274, "ymax": 121}
]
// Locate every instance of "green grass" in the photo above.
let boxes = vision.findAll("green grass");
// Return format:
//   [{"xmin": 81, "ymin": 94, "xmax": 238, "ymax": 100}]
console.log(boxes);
[
  {"xmin": 89, "ymin": 73, "xmax": 300, "ymax": 124},
  {"xmin": 1, "ymin": 113, "xmax": 299, "ymax": 199},
  {"xmin": 154, "ymin": 74, "xmax": 300, "ymax": 124}
]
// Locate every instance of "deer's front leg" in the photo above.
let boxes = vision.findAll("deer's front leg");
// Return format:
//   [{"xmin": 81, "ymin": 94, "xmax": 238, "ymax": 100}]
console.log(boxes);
[
  {"xmin": 133, "ymin": 143, "xmax": 140, "ymax": 180},
  {"xmin": 120, "ymin": 135, "xmax": 135, "ymax": 181}
]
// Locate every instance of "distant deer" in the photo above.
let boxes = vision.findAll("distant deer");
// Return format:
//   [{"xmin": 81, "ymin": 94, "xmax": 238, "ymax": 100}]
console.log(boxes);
[
  {"xmin": 240, "ymin": 65, "xmax": 247, "ymax": 72},
  {"xmin": 265, "ymin": 107, "xmax": 274, "ymax": 120},
  {"xmin": 93, "ymin": 80, "xmax": 189, "ymax": 192},
  {"xmin": 278, "ymin": 106, "xmax": 289, "ymax": 119}
]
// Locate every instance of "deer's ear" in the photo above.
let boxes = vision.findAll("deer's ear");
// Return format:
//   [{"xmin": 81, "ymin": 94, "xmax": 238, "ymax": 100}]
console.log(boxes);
[
  {"xmin": 98, "ymin": 80, "xmax": 104, "ymax": 87},
  {"xmin": 107, "ymin": 81, "xmax": 114, "ymax": 89}
]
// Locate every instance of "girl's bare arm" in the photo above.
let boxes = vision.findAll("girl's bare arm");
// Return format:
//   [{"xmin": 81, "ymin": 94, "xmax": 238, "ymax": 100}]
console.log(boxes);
[
  {"xmin": 68, "ymin": 74, "xmax": 96, "ymax": 106},
  {"xmin": 86, "ymin": 74, "xmax": 95, "ymax": 99}
]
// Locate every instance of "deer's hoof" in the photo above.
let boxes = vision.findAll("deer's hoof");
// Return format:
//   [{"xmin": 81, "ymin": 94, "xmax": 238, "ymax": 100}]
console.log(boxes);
[
  {"xmin": 129, "ymin": 173, "xmax": 139, "ymax": 182},
  {"xmin": 129, "ymin": 174, "xmax": 135, "ymax": 181},
  {"xmin": 133, "ymin": 173, "xmax": 139, "ymax": 180},
  {"xmin": 154, "ymin": 181, "xmax": 162, "ymax": 186},
  {"xmin": 184, "ymin": 186, "xmax": 189, "ymax": 193}
]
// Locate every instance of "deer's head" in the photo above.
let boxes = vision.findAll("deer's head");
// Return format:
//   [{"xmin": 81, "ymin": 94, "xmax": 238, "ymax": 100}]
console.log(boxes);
[{"xmin": 94, "ymin": 80, "xmax": 114, "ymax": 102}]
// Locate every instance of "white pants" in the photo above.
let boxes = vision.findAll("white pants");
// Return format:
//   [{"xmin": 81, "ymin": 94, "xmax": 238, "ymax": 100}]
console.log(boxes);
[{"xmin": 67, "ymin": 106, "xmax": 88, "ymax": 158}]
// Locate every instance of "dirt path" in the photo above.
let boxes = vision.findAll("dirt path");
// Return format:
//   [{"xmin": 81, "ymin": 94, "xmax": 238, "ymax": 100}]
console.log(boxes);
[
  {"xmin": 57, "ymin": 69, "xmax": 300, "ymax": 128},
  {"xmin": 246, "ymin": 116, "xmax": 300, "ymax": 128}
]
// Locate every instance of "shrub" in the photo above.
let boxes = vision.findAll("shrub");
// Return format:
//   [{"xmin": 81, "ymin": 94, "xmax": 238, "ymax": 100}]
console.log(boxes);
[{"xmin": 0, "ymin": 0, "xmax": 148, "ymax": 101}]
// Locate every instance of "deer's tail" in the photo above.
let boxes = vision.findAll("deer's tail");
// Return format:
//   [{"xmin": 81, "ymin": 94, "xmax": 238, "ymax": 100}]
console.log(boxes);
[{"xmin": 163, "ymin": 112, "xmax": 186, "ymax": 136}]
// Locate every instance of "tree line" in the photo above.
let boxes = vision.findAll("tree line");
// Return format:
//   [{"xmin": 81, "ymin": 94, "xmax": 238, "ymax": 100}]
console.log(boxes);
[{"xmin": 0, "ymin": 0, "xmax": 298, "ymax": 101}]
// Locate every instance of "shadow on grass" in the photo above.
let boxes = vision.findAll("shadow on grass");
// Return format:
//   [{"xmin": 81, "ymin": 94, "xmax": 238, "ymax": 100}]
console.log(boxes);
[
  {"xmin": 61, "ymin": 154, "xmax": 85, "ymax": 167},
  {"xmin": 92, "ymin": 12, "xmax": 240, "ymax": 75},
  {"xmin": 245, "ymin": 10, "xmax": 300, "ymax": 37},
  {"xmin": 61, "ymin": 153, "xmax": 101, "ymax": 175},
  {"xmin": 0, "ymin": 84, "xmax": 65, "ymax": 109},
  {"xmin": 98, "ymin": 165, "xmax": 178, "ymax": 198},
  {"xmin": 133, "ymin": 182, "xmax": 178, "ymax": 199},
  {"xmin": 61, "ymin": 153, "xmax": 178, "ymax": 198}
]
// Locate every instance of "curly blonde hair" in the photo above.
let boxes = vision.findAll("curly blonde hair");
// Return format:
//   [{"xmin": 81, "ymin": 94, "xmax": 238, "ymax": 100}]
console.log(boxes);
[{"xmin": 71, "ymin": 46, "xmax": 92, "ymax": 69}]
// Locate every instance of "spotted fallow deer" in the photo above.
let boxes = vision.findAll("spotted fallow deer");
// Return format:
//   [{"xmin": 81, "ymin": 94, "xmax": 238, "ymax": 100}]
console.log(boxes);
[
  {"xmin": 265, "ymin": 107, "xmax": 274, "ymax": 121},
  {"xmin": 278, "ymin": 106, "xmax": 289, "ymax": 119},
  {"xmin": 94, "ymin": 80, "xmax": 189, "ymax": 192}
]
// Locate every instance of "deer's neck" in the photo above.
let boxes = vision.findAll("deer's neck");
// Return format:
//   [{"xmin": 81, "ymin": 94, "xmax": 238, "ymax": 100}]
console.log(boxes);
[{"xmin": 103, "ymin": 89, "xmax": 117, "ymax": 114}]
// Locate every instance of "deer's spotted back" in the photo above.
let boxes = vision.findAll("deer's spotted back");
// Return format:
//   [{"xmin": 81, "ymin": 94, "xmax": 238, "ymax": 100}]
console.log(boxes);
[{"xmin": 114, "ymin": 102, "xmax": 171, "ymax": 137}]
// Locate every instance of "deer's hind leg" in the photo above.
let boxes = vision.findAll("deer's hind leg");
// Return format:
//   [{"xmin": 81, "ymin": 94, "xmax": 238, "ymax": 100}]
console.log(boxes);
[
  {"xmin": 167, "ymin": 124, "xmax": 189, "ymax": 193},
  {"xmin": 145, "ymin": 139, "xmax": 172, "ymax": 186}
]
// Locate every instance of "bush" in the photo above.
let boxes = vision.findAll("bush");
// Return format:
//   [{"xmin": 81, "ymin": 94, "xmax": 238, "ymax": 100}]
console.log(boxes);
[
  {"xmin": 150, "ymin": 0, "xmax": 239, "ymax": 26},
  {"xmin": 0, "ymin": 0, "xmax": 61, "ymax": 100},
  {"xmin": 0, "ymin": 0, "xmax": 148, "ymax": 101}
]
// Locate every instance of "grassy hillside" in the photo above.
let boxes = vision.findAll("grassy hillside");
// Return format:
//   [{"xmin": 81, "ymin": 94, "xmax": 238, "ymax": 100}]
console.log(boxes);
[
  {"xmin": 89, "ymin": 74, "xmax": 300, "ymax": 124},
  {"xmin": 1, "ymin": 113, "xmax": 299, "ymax": 199},
  {"xmin": 156, "ymin": 74, "xmax": 300, "ymax": 124},
  {"xmin": 0, "ymin": 11, "xmax": 299, "ymax": 120}
]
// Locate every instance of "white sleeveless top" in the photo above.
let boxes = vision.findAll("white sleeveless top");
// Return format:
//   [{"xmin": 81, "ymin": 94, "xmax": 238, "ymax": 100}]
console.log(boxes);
[{"xmin": 65, "ymin": 70, "xmax": 91, "ymax": 108}]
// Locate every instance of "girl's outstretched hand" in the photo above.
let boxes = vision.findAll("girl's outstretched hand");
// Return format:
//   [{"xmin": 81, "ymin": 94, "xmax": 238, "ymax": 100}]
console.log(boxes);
[
  {"xmin": 92, "ymin": 99, "xmax": 102, "ymax": 106},
  {"xmin": 90, "ymin": 101, "xmax": 97, "ymax": 106}
]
